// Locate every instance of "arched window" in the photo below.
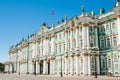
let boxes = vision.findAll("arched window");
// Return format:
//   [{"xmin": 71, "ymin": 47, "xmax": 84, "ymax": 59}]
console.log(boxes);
[
  {"xmin": 80, "ymin": 40, "xmax": 83, "ymax": 48},
  {"xmin": 80, "ymin": 27, "xmax": 82, "ymax": 32},
  {"xmin": 81, "ymin": 59, "xmax": 83, "ymax": 70},
  {"xmin": 108, "ymin": 59, "xmax": 111, "ymax": 68},
  {"xmin": 90, "ymin": 26, "xmax": 93, "ymax": 32},
  {"xmin": 113, "ymin": 37, "xmax": 117, "ymax": 46},
  {"xmin": 107, "ymin": 38, "xmax": 110, "ymax": 48},
  {"xmin": 112, "ymin": 23, "xmax": 115, "ymax": 29},
  {"xmin": 101, "ymin": 58, "xmax": 106, "ymax": 69},
  {"xmin": 100, "ymin": 26, "xmax": 104, "ymax": 32},
  {"xmin": 106, "ymin": 24, "xmax": 109, "ymax": 30},
  {"xmin": 100, "ymin": 36, "xmax": 104, "ymax": 48}
]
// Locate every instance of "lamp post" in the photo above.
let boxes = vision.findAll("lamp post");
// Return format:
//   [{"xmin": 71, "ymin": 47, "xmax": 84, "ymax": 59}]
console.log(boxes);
[{"xmin": 61, "ymin": 54, "xmax": 63, "ymax": 77}]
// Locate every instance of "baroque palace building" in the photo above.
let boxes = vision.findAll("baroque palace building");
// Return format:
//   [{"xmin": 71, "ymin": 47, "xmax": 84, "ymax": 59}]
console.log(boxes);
[{"xmin": 4, "ymin": 0, "xmax": 120, "ymax": 76}]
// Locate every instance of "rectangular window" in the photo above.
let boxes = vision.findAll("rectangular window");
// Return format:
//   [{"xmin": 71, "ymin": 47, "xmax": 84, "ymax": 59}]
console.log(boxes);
[
  {"xmin": 102, "ymin": 59, "xmax": 106, "ymax": 69},
  {"xmin": 59, "ymin": 45, "xmax": 61, "ymax": 53}
]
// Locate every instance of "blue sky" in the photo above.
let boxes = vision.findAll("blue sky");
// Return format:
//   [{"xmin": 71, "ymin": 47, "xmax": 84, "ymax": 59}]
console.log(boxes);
[{"xmin": 0, "ymin": 0, "xmax": 116, "ymax": 63}]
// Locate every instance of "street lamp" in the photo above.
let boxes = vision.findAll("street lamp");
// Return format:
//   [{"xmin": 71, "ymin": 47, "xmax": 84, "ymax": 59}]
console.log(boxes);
[{"xmin": 61, "ymin": 54, "xmax": 63, "ymax": 77}]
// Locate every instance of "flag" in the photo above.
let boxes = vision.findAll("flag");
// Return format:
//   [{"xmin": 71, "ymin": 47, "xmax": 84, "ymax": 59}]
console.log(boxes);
[{"xmin": 51, "ymin": 9, "xmax": 54, "ymax": 15}]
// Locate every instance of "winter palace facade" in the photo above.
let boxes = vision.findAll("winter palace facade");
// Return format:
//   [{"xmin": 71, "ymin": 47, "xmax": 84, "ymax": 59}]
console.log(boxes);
[{"xmin": 4, "ymin": 0, "xmax": 120, "ymax": 76}]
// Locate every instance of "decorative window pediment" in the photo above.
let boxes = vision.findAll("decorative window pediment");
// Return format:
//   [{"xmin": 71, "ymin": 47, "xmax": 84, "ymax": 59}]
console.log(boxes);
[{"xmin": 38, "ymin": 22, "xmax": 49, "ymax": 34}]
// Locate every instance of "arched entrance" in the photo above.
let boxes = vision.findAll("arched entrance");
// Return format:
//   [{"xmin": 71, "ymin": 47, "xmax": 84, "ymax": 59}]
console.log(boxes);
[
  {"xmin": 48, "ymin": 60, "xmax": 50, "ymax": 75},
  {"xmin": 40, "ymin": 60, "xmax": 43, "ymax": 74}
]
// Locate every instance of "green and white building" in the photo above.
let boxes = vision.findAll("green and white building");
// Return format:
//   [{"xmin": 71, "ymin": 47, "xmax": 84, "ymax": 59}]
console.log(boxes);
[{"xmin": 5, "ymin": 0, "xmax": 120, "ymax": 76}]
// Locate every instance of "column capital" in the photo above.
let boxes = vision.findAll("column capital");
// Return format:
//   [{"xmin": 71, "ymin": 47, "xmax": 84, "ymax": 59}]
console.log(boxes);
[
  {"xmin": 116, "ymin": 14, "xmax": 120, "ymax": 18},
  {"xmin": 81, "ymin": 23, "xmax": 89, "ymax": 27},
  {"xmin": 69, "ymin": 27, "xmax": 73, "ymax": 31},
  {"xmin": 64, "ymin": 30, "xmax": 68, "ymax": 33},
  {"xmin": 75, "ymin": 53, "xmax": 80, "ymax": 57},
  {"xmin": 75, "ymin": 26, "xmax": 79, "ymax": 29}
]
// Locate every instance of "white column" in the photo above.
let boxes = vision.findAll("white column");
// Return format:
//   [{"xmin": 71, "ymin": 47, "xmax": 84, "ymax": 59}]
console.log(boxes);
[
  {"xmin": 88, "ymin": 56, "xmax": 91, "ymax": 75},
  {"xmin": 95, "ymin": 27, "xmax": 98, "ymax": 48},
  {"xmin": 76, "ymin": 26, "xmax": 79, "ymax": 50},
  {"xmin": 70, "ymin": 56, "xmax": 73, "ymax": 75},
  {"xmin": 52, "ymin": 59, "xmax": 55, "ymax": 74},
  {"xmin": 43, "ymin": 39, "xmax": 46, "ymax": 55},
  {"xmin": 36, "ymin": 42, "xmax": 38, "ymax": 56},
  {"xmin": 70, "ymin": 28, "xmax": 73, "ymax": 51},
  {"xmin": 117, "ymin": 14, "xmax": 120, "ymax": 45},
  {"xmin": 43, "ymin": 60, "xmax": 46, "ymax": 74},
  {"xmin": 51, "ymin": 35, "xmax": 55, "ymax": 55},
  {"xmin": 50, "ymin": 59, "xmax": 53, "ymax": 74},
  {"xmin": 75, "ymin": 56, "xmax": 79, "ymax": 75},
  {"xmin": 43, "ymin": 60, "xmax": 48, "ymax": 74},
  {"xmin": 82, "ymin": 23, "xmax": 89, "ymax": 49},
  {"xmin": 96, "ymin": 53, "xmax": 100, "ymax": 74},
  {"xmin": 36, "ymin": 61, "xmax": 39, "ymax": 74},
  {"xmin": 83, "ymin": 55, "xmax": 88, "ymax": 75},
  {"xmin": 65, "ymin": 57, "xmax": 68, "ymax": 75}
]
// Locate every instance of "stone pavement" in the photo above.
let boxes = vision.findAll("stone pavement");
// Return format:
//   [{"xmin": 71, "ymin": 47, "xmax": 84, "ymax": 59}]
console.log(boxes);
[{"xmin": 0, "ymin": 74, "xmax": 120, "ymax": 80}]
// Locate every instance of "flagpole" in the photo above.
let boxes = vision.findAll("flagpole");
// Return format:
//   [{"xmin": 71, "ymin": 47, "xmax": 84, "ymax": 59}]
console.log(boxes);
[{"xmin": 51, "ymin": 9, "xmax": 54, "ymax": 28}]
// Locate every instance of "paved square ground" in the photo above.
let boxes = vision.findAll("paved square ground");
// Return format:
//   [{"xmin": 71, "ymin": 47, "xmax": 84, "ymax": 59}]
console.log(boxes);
[{"xmin": 0, "ymin": 74, "xmax": 120, "ymax": 80}]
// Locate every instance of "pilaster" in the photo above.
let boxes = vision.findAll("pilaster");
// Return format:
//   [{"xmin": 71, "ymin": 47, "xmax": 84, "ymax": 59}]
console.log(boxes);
[
  {"xmin": 117, "ymin": 14, "xmax": 120, "ymax": 45},
  {"xmin": 70, "ymin": 28, "xmax": 73, "ymax": 51},
  {"xmin": 75, "ymin": 26, "xmax": 79, "ymax": 50}
]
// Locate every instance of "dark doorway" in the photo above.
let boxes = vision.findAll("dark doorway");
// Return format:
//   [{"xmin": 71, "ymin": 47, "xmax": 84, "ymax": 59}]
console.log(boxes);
[
  {"xmin": 34, "ymin": 62, "xmax": 36, "ymax": 75},
  {"xmin": 40, "ymin": 60, "xmax": 43, "ymax": 74},
  {"xmin": 48, "ymin": 60, "xmax": 50, "ymax": 75},
  {"xmin": 12, "ymin": 64, "xmax": 14, "ymax": 73}
]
